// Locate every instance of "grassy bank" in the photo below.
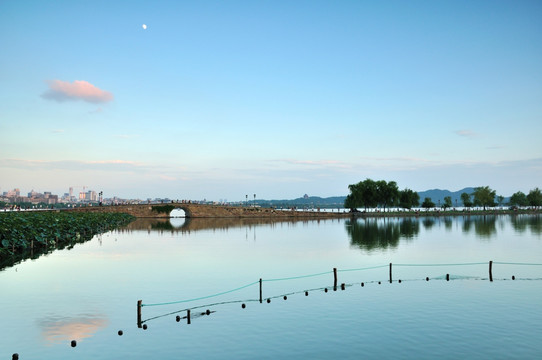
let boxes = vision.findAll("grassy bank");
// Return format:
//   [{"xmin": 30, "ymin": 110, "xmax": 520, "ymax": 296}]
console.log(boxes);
[{"xmin": 0, "ymin": 211, "xmax": 135, "ymax": 269}]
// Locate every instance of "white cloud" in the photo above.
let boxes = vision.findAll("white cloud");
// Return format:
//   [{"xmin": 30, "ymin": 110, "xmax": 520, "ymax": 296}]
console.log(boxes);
[{"xmin": 41, "ymin": 80, "xmax": 113, "ymax": 104}]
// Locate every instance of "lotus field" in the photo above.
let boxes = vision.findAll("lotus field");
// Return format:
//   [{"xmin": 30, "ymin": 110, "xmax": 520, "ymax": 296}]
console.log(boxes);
[{"xmin": 0, "ymin": 211, "xmax": 135, "ymax": 269}]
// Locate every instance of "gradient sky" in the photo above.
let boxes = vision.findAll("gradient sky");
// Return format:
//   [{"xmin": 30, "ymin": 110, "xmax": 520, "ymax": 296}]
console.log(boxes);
[{"xmin": 1, "ymin": 0, "xmax": 541, "ymax": 201}]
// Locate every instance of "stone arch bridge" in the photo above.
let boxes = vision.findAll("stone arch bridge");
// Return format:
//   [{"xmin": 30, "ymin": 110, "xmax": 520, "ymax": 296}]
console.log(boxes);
[{"xmin": 67, "ymin": 203, "xmax": 350, "ymax": 219}]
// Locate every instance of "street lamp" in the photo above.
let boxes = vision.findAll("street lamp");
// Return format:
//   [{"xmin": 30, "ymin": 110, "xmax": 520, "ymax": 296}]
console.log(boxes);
[
  {"xmin": 253, "ymin": 194, "xmax": 256, "ymax": 207},
  {"xmin": 245, "ymin": 194, "xmax": 248, "ymax": 207}
]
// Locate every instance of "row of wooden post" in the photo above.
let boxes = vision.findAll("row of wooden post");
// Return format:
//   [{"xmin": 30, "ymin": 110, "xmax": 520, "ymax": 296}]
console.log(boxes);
[{"xmin": 137, "ymin": 261, "xmax": 495, "ymax": 328}]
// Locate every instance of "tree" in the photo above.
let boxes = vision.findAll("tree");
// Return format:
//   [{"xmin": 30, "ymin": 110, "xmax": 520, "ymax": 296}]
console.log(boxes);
[
  {"xmin": 344, "ymin": 179, "xmax": 378, "ymax": 210},
  {"xmin": 376, "ymin": 180, "xmax": 399, "ymax": 211},
  {"xmin": 497, "ymin": 195, "xmax": 504, "ymax": 207},
  {"xmin": 509, "ymin": 191, "xmax": 528, "ymax": 207},
  {"xmin": 461, "ymin": 192, "xmax": 473, "ymax": 208},
  {"xmin": 399, "ymin": 188, "xmax": 419, "ymax": 210},
  {"xmin": 527, "ymin": 188, "xmax": 542, "ymax": 209},
  {"xmin": 472, "ymin": 186, "xmax": 496, "ymax": 210},
  {"xmin": 442, "ymin": 196, "xmax": 452, "ymax": 210},
  {"xmin": 421, "ymin": 197, "xmax": 435, "ymax": 209}
]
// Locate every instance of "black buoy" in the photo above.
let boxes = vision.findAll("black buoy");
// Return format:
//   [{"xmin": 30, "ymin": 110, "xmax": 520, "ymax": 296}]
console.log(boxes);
[
  {"xmin": 118, "ymin": 330, "xmax": 123, "ymax": 336},
  {"xmin": 176, "ymin": 315, "xmax": 181, "ymax": 322},
  {"xmin": 426, "ymin": 277, "xmax": 429, "ymax": 281},
  {"xmin": 341, "ymin": 283, "xmax": 345, "ymax": 290},
  {"xmin": 242, "ymin": 303, "xmax": 246, "ymax": 309},
  {"xmin": 12, "ymin": 353, "xmax": 19, "ymax": 360},
  {"xmin": 512, "ymin": 275, "xmax": 515, "ymax": 280},
  {"xmin": 398, "ymin": 279, "xmax": 402, "ymax": 283},
  {"xmin": 305, "ymin": 291, "xmax": 309, "ymax": 296},
  {"xmin": 143, "ymin": 324, "xmax": 148, "ymax": 330},
  {"xmin": 71, "ymin": 340, "xmax": 77, "ymax": 348},
  {"xmin": 267, "ymin": 298, "xmax": 271, "ymax": 303},
  {"xmin": 206, "ymin": 309, "xmax": 211, "ymax": 315},
  {"xmin": 361, "ymin": 282, "xmax": 364, "ymax": 287},
  {"xmin": 378, "ymin": 281, "xmax": 381, "ymax": 285},
  {"xmin": 283, "ymin": 295, "xmax": 287, "ymax": 300},
  {"xmin": 446, "ymin": 274, "xmax": 450, "ymax": 281},
  {"xmin": 324, "ymin": 288, "xmax": 328, "ymax": 293}
]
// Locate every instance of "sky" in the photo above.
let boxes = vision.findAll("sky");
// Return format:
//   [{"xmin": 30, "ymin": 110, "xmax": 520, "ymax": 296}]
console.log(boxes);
[{"xmin": 1, "ymin": 0, "xmax": 541, "ymax": 201}]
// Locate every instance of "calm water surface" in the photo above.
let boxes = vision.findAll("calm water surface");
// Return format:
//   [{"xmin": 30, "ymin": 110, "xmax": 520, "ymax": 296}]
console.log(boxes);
[{"xmin": 1, "ymin": 215, "xmax": 541, "ymax": 359}]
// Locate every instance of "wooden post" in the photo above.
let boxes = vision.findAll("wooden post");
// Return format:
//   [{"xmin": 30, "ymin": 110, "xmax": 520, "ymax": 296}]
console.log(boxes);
[
  {"xmin": 489, "ymin": 260, "xmax": 493, "ymax": 282},
  {"xmin": 389, "ymin": 263, "xmax": 392, "ymax": 283},
  {"xmin": 137, "ymin": 300, "xmax": 142, "ymax": 328},
  {"xmin": 260, "ymin": 278, "xmax": 262, "ymax": 304},
  {"xmin": 187, "ymin": 309, "xmax": 191, "ymax": 325},
  {"xmin": 333, "ymin": 268, "xmax": 337, "ymax": 291}
]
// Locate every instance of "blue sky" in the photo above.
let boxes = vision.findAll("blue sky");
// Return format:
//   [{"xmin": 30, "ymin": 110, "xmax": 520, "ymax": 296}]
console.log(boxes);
[{"xmin": 1, "ymin": 0, "xmax": 541, "ymax": 201}]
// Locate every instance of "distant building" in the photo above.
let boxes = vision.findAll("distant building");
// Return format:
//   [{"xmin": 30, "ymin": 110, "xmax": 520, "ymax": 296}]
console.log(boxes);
[{"xmin": 303, "ymin": 194, "xmax": 309, "ymax": 199}]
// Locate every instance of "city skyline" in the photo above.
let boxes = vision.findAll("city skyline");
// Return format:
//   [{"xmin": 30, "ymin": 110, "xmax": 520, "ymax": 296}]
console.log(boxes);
[{"xmin": 1, "ymin": 1, "xmax": 541, "ymax": 201}]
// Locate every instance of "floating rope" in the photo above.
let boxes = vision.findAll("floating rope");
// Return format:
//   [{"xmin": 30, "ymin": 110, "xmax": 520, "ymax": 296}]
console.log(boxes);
[{"xmin": 394, "ymin": 262, "xmax": 487, "ymax": 267}]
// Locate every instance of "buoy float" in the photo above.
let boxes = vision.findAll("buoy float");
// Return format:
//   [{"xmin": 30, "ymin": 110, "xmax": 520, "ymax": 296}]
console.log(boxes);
[
  {"xmin": 512, "ymin": 275, "xmax": 515, "ymax": 280},
  {"xmin": 12, "ymin": 354, "xmax": 19, "ymax": 360},
  {"xmin": 176, "ymin": 315, "xmax": 181, "ymax": 322},
  {"xmin": 206, "ymin": 309, "xmax": 211, "ymax": 315},
  {"xmin": 361, "ymin": 282, "xmax": 364, "ymax": 287},
  {"xmin": 267, "ymin": 298, "xmax": 271, "ymax": 303},
  {"xmin": 71, "ymin": 340, "xmax": 77, "ymax": 347},
  {"xmin": 283, "ymin": 295, "xmax": 287, "ymax": 300},
  {"xmin": 305, "ymin": 291, "xmax": 309, "ymax": 296},
  {"xmin": 118, "ymin": 330, "xmax": 123, "ymax": 336},
  {"xmin": 242, "ymin": 303, "xmax": 246, "ymax": 309},
  {"xmin": 143, "ymin": 324, "xmax": 148, "ymax": 330}
]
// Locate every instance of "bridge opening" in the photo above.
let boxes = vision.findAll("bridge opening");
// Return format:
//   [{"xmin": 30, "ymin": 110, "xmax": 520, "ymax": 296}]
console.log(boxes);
[{"xmin": 170, "ymin": 208, "xmax": 186, "ymax": 218}]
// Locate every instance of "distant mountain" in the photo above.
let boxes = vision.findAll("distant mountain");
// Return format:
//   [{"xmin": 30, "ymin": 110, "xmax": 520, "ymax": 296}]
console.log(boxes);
[
  {"xmin": 257, "ymin": 196, "xmax": 346, "ymax": 208},
  {"xmin": 417, "ymin": 187, "xmax": 476, "ymax": 207},
  {"xmin": 257, "ymin": 187, "xmax": 509, "ymax": 208}
]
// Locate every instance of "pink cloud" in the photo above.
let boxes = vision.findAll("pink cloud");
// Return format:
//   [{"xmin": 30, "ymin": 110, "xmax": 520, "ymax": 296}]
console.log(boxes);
[{"xmin": 42, "ymin": 80, "xmax": 113, "ymax": 103}]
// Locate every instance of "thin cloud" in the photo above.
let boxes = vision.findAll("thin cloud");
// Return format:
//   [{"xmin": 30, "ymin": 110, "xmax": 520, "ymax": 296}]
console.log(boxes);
[
  {"xmin": 454, "ymin": 129, "xmax": 478, "ymax": 138},
  {"xmin": 52, "ymin": 129, "xmax": 64, "ymax": 133},
  {"xmin": 41, "ymin": 80, "xmax": 113, "ymax": 104}
]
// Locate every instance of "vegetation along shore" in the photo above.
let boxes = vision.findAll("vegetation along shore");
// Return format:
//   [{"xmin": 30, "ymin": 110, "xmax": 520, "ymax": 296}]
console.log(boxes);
[{"xmin": 0, "ymin": 212, "xmax": 135, "ymax": 270}]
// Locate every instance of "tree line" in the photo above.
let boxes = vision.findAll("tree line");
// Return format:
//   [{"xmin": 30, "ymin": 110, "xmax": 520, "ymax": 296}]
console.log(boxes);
[{"xmin": 345, "ymin": 179, "xmax": 542, "ymax": 211}]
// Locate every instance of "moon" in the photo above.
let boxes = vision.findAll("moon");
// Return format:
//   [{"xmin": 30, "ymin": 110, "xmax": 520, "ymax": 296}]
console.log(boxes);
[{"xmin": 142, "ymin": 24, "xmax": 147, "ymax": 30}]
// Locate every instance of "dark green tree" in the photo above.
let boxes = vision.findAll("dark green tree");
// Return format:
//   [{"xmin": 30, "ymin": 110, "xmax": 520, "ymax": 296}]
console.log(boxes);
[
  {"xmin": 461, "ymin": 192, "xmax": 473, "ymax": 207},
  {"xmin": 442, "ymin": 196, "xmax": 452, "ymax": 210},
  {"xmin": 509, "ymin": 191, "xmax": 528, "ymax": 207},
  {"xmin": 376, "ymin": 180, "xmax": 399, "ymax": 211},
  {"xmin": 421, "ymin": 197, "xmax": 435, "ymax": 209},
  {"xmin": 497, "ymin": 195, "xmax": 505, "ymax": 207},
  {"xmin": 399, "ymin": 188, "xmax": 419, "ymax": 209},
  {"xmin": 472, "ymin": 186, "xmax": 496, "ymax": 210},
  {"xmin": 527, "ymin": 188, "xmax": 542, "ymax": 209},
  {"xmin": 344, "ymin": 179, "xmax": 378, "ymax": 210}
]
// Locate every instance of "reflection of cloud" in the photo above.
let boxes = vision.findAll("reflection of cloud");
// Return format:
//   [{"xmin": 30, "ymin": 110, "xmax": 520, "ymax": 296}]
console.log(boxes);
[
  {"xmin": 38, "ymin": 314, "xmax": 108, "ymax": 344},
  {"xmin": 41, "ymin": 80, "xmax": 113, "ymax": 104}
]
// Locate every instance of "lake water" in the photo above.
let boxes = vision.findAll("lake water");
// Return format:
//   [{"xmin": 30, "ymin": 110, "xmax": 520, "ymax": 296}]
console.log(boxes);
[{"xmin": 1, "ymin": 214, "xmax": 541, "ymax": 359}]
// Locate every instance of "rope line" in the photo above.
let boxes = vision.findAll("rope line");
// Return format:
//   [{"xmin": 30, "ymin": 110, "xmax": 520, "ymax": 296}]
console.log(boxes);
[
  {"xmin": 339, "ymin": 265, "xmax": 388, "ymax": 272},
  {"xmin": 394, "ymin": 262, "xmax": 487, "ymax": 267},
  {"xmin": 264, "ymin": 271, "xmax": 332, "ymax": 282},
  {"xmin": 142, "ymin": 280, "xmax": 259, "ymax": 307},
  {"xmin": 140, "ymin": 261, "xmax": 541, "ymax": 307},
  {"xmin": 493, "ymin": 262, "xmax": 542, "ymax": 266}
]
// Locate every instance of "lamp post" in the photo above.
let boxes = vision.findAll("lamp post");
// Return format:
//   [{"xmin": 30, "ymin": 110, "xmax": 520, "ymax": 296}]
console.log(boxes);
[
  {"xmin": 253, "ymin": 194, "xmax": 256, "ymax": 207},
  {"xmin": 245, "ymin": 194, "xmax": 248, "ymax": 207}
]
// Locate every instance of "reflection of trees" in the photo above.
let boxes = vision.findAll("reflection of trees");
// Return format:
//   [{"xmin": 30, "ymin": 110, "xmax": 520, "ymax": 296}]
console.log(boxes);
[
  {"xmin": 473, "ymin": 216, "xmax": 497, "ymax": 238},
  {"xmin": 511, "ymin": 215, "xmax": 542, "ymax": 235},
  {"xmin": 422, "ymin": 218, "xmax": 435, "ymax": 229},
  {"xmin": 461, "ymin": 215, "xmax": 497, "ymax": 238},
  {"xmin": 346, "ymin": 218, "xmax": 419, "ymax": 251}
]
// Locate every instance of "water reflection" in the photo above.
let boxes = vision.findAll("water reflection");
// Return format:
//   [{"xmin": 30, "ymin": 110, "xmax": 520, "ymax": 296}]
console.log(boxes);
[
  {"xmin": 37, "ymin": 314, "xmax": 108, "ymax": 344},
  {"xmin": 123, "ymin": 217, "xmax": 343, "ymax": 234},
  {"xmin": 346, "ymin": 218, "xmax": 419, "ymax": 252},
  {"xmin": 511, "ymin": 214, "xmax": 542, "ymax": 235}
]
